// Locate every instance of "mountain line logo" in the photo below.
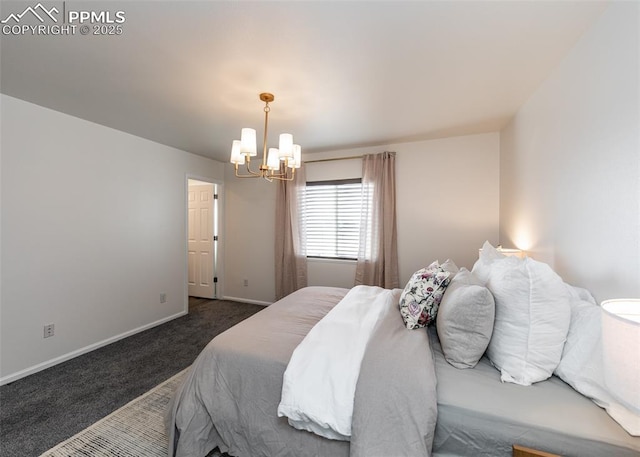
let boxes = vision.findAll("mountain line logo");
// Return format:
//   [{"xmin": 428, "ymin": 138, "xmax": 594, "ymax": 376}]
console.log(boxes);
[{"xmin": 1, "ymin": 3, "xmax": 59, "ymax": 23}]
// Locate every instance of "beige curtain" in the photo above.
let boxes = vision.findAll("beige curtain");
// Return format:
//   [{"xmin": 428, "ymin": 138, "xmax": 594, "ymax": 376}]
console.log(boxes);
[
  {"xmin": 355, "ymin": 151, "xmax": 399, "ymax": 288},
  {"xmin": 275, "ymin": 165, "xmax": 307, "ymax": 300}
]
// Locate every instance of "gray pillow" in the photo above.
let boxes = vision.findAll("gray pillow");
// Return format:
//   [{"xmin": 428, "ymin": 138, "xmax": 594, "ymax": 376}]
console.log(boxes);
[{"xmin": 436, "ymin": 268, "xmax": 495, "ymax": 369}]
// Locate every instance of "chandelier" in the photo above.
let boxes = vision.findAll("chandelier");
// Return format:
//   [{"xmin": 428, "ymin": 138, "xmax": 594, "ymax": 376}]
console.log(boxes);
[{"xmin": 230, "ymin": 92, "xmax": 301, "ymax": 181}]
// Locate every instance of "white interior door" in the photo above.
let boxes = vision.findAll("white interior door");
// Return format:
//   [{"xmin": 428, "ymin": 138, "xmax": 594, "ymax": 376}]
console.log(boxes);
[{"xmin": 188, "ymin": 182, "xmax": 215, "ymax": 299}]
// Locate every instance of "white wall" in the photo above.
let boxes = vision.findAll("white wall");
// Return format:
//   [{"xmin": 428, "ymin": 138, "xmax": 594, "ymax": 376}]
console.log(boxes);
[
  {"xmin": 396, "ymin": 134, "xmax": 500, "ymax": 281},
  {"xmin": 0, "ymin": 95, "xmax": 225, "ymax": 383},
  {"xmin": 223, "ymin": 163, "xmax": 277, "ymax": 305},
  {"xmin": 224, "ymin": 133, "xmax": 500, "ymax": 303},
  {"xmin": 499, "ymin": 1, "xmax": 639, "ymax": 303}
]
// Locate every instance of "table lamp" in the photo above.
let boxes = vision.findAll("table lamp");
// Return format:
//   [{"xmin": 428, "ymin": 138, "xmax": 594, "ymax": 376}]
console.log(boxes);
[{"xmin": 601, "ymin": 299, "xmax": 640, "ymax": 434}]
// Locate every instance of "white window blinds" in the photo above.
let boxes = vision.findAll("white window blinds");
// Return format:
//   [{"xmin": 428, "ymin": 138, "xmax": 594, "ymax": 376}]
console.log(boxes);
[{"xmin": 305, "ymin": 179, "xmax": 362, "ymax": 259}]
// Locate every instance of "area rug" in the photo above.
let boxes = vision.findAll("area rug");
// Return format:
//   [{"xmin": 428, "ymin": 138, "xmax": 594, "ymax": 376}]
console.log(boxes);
[{"xmin": 39, "ymin": 369, "xmax": 223, "ymax": 457}]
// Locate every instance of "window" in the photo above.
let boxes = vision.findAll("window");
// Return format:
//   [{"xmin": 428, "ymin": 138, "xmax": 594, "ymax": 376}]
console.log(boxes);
[{"xmin": 305, "ymin": 179, "xmax": 362, "ymax": 260}]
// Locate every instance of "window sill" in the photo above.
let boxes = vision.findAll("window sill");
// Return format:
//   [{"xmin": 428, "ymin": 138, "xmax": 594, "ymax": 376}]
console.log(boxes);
[{"xmin": 307, "ymin": 257, "xmax": 357, "ymax": 265}]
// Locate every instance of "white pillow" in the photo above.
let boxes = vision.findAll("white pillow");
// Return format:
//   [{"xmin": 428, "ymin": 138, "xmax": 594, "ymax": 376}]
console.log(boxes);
[
  {"xmin": 471, "ymin": 240, "xmax": 505, "ymax": 284},
  {"xmin": 436, "ymin": 268, "xmax": 495, "ymax": 369},
  {"xmin": 555, "ymin": 285, "xmax": 640, "ymax": 436},
  {"xmin": 485, "ymin": 255, "xmax": 571, "ymax": 386}
]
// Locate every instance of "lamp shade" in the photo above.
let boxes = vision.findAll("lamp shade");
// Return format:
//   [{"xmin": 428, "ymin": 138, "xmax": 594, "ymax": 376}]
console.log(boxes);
[
  {"xmin": 267, "ymin": 148, "xmax": 280, "ymax": 171},
  {"xmin": 230, "ymin": 140, "xmax": 245, "ymax": 165},
  {"xmin": 240, "ymin": 128, "xmax": 257, "ymax": 156},
  {"xmin": 601, "ymin": 299, "xmax": 640, "ymax": 414},
  {"xmin": 289, "ymin": 144, "xmax": 301, "ymax": 169},
  {"xmin": 278, "ymin": 133, "xmax": 293, "ymax": 159}
]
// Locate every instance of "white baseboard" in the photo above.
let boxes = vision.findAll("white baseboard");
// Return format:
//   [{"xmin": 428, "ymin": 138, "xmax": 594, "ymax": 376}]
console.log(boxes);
[
  {"xmin": 0, "ymin": 310, "xmax": 188, "ymax": 386},
  {"xmin": 223, "ymin": 295, "xmax": 272, "ymax": 307}
]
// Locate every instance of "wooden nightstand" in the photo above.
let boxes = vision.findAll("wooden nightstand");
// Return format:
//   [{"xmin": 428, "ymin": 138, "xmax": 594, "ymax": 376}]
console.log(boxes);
[{"xmin": 513, "ymin": 444, "xmax": 561, "ymax": 457}]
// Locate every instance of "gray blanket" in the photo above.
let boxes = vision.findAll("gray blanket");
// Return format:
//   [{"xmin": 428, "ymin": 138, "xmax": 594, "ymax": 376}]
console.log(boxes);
[{"xmin": 167, "ymin": 286, "xmax": 437, "ymax": 457}]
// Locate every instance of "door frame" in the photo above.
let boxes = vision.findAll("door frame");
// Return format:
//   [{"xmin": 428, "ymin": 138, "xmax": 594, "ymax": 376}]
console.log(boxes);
[{"xmin": 184, "ymin": 174, "xmax": 224, "ymax": 309}]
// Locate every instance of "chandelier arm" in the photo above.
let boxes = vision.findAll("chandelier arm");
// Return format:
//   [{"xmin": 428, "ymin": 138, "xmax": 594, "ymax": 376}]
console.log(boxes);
[
  {"xmin": 270, "ymin": 175, "xmax": 295, "ymax": 182},
  {"xmin": 269, "ymin": 161, "xmax": 295, "ymax": 178},
  {"xmin": 234, "ymin": 158, "xmax": 262, "ymax": 177},
  {"xmin": 234, "ymin": 165, "xmax": 260, "ymax": 178},
  {"xmin": 235, "ymin": 171, "xmax": 263, "ymax": 178},
  {"xmin": 244, "ymin": 157, "xmax": 262, "ymax": 176},
  {"xmin": 269, "ymin": 168, "xmax": 296, "ymax": 182}
]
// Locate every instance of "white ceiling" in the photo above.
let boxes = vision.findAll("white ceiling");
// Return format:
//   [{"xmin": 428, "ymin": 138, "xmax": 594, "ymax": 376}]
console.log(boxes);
[{"xmin": 0, "ymin": 1, "xmax": 608, "ymax": 162}]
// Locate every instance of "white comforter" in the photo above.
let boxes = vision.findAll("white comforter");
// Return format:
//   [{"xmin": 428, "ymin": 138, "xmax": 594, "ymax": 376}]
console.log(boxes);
[{"xmin": 277, "ymin": 285, "xmax": 401, "ymax": 441}]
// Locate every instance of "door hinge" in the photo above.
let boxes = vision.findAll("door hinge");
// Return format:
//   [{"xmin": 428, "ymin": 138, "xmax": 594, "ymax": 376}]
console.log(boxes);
[
  {"xmin": 213, "ymin": 193, "xmax": 219, "ymax": 200},
  {"xmin": 213, "ymin": 277, "xmax": 218, "ymax": 283},
  {"xmin": 213, "ymin": 235, "xmax": 218, "ymax": 241}
]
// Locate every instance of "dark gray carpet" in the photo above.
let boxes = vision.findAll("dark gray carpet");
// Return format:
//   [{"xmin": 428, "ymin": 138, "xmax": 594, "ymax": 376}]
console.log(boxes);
[{"xmin": 0, "ymin": 297, "xmax": 263, "ymax": 457}]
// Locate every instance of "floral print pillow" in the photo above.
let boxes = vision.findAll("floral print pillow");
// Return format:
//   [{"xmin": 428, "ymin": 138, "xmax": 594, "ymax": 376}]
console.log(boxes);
[{"xmin": 399, "ymin": 261, "xmax": 453, "ymax": 329}]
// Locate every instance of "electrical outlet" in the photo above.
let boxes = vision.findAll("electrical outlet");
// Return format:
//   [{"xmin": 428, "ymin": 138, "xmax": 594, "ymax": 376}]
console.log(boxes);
[
  {"xmin": 243, "ymin": 279, "xmax": 249, "ymax": 287},
  {"xmin": 160, "ymin": 293, "xmax": 167, "ymax": 304},
  {"xmin": 43, "ymin": 324, "xmax": 55, "ymax": 338}
]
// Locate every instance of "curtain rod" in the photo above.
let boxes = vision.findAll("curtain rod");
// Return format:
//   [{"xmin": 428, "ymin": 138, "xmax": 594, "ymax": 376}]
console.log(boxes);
[{"xmin": 303, "ymin": 155, "xmax": 363, "ymax": 164}]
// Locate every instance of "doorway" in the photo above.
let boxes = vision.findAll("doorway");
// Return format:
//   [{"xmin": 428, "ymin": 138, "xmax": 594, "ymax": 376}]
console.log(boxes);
[{"xmin": 187, "ymin": 179, "xmax": 219, "ymax": 299}]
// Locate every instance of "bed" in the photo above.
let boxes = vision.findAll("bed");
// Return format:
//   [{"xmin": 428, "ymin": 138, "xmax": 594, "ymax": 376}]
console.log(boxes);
[
  {"xmin": 167, "ymin": 285, "xmax": 640, "ymax": 457},
  {"xmin": 167, "ymin": 286, "xmax": 438, "ymax": 457}
]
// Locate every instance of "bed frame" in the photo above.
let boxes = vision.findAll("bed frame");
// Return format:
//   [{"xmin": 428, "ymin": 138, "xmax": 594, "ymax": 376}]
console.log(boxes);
[{"xmin": 513, "ymin": 445, "xmax": 560, "ymax": 457}]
